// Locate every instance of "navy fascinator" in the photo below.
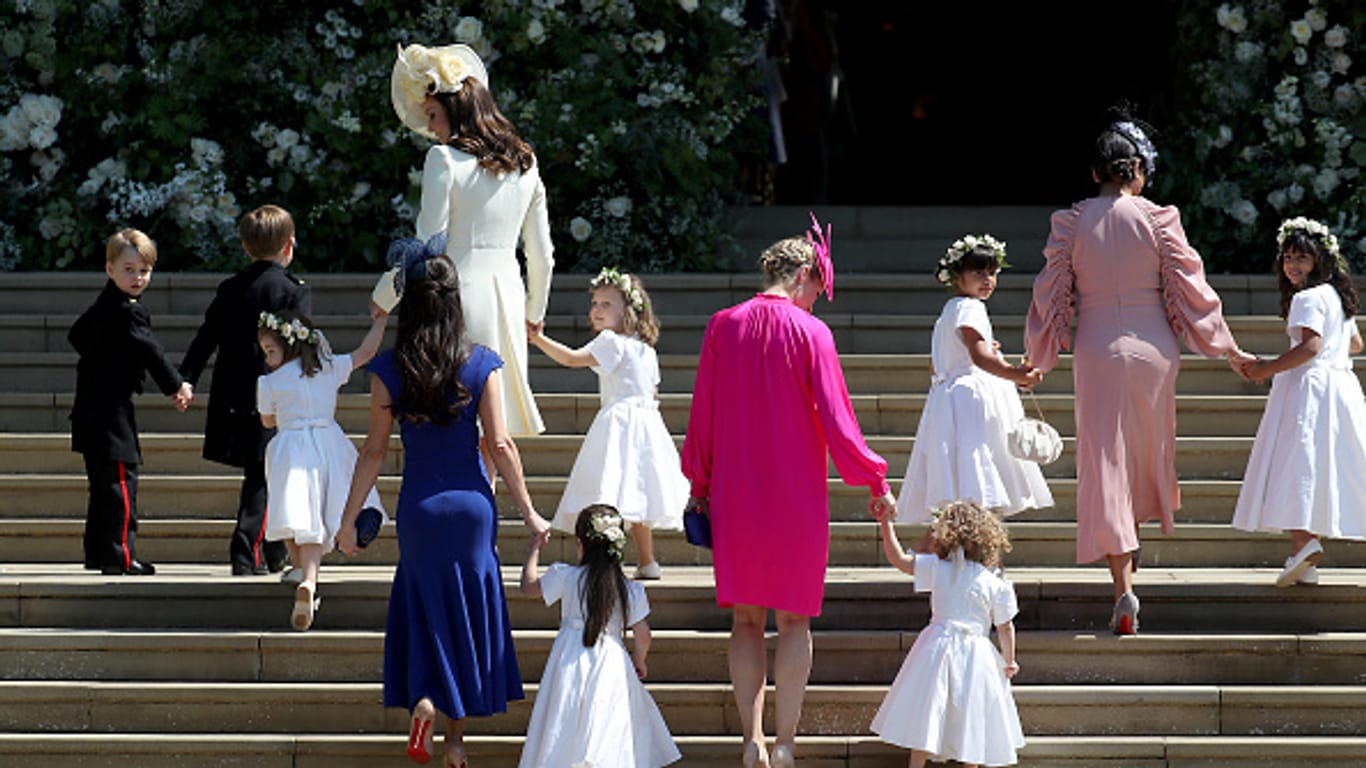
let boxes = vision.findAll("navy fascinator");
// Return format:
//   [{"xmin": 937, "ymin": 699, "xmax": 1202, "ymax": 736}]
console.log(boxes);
[{"xmin": 386, "ymin": 233, "xmax": 448, "ymax": 299}]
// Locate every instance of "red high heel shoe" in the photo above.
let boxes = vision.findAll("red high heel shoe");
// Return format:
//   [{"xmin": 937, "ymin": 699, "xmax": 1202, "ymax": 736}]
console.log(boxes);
[{"xmin": 407, "ymin": 705, "xmax": 435, "ymax": 764}]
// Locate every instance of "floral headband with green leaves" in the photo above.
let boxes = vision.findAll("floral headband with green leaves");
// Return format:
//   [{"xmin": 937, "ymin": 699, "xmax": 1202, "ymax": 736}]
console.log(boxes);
[
  {"xmin": 590, "ymin": 266, "xmax": 646, "ymax": 314},
  {"xmin": 1277, "ymin": 216, "xmax": 1346, "ymax": 272},
  {"xmin": 258, "ymin": 311, "xmax": 320, "ymax": 347},
  {"xmin": 585, "ymin": 506, "xmax": 627, "ymax": 562},
  {"xmin": 935, "ymin": 234, "xmax": 1010, "ymax": 287}
]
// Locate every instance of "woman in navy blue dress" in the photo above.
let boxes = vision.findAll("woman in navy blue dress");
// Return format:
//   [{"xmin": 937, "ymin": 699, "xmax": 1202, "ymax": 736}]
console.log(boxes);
[{"xmin": 339, "ymin": 254, "xmax": 551, "ymax": 767}]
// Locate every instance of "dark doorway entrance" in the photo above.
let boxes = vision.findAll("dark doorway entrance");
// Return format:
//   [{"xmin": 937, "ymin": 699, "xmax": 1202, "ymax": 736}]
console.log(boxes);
[{"xmin": 771, "ymin": 1, "xmax": 1179, "ymax": 207}]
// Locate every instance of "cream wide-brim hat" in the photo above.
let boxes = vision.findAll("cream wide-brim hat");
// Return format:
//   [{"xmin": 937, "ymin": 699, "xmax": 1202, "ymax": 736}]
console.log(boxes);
[{"xmin": 390, "ymin": 43, "xmax": 489, "ymax": 139}]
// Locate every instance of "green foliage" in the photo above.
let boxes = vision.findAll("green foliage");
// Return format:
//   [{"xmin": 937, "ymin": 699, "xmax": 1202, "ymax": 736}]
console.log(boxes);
[
  {"xmin": 0, "ymin": 0, "xmax": 764, "ymax": 273},
  {"xmin": 1160, "ymin": 0, "xmax": 1365, "ymax": 273}
]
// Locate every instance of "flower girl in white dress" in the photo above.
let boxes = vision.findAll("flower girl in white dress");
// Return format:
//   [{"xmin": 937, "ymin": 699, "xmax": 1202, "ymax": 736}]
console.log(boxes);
[
  {"xmin": 898, "ymin": 235, "xmax": 1052, "ymax": 522},
  {"xmin": 519, "ymin": 504, "xmax": 680, "ymax": 768},
  {"xmin": 528, "ymin": 268, "xmax": 686, "ymax": 579},
  {"xmin": 257, "ymin": 309, "xmax": 387, "ymax": 630},
  {"xmin": 1232, "ymin": 217, "xmax": 1366, "ymax": 586},
  {"xmin": 872, "ymin": 500, "xmax": 1026, "ymax": 768}
]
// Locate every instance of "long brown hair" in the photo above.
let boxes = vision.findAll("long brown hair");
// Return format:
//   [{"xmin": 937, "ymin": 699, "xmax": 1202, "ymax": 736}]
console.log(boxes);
[
  {"xmin": 1276, "ymin": 231, "xmax": 1359, "ymax": 319},
  {"xmin": 392, "ymin": 255, "xmax": 472, "ymax": 424},
  {"xmin": 434, "ymin": 79, "xmax": 535, "ymax": 175},
  {"xmin": 574, "ymin": 504, "xmax": 630, "ymax": 648}
]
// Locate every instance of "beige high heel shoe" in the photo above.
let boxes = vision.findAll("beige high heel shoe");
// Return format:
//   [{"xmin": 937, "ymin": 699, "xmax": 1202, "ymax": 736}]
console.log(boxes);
[
  {"xmin": 742, "ymin": 740, "xmax": 769, "ymax": 767},
  {"xmin": 291, "ymin": 582, "xmax": 318, "ymax": 631},
  {"xmin": 771, "ymin": 743, "xmax": 795, "ymax": 767}
]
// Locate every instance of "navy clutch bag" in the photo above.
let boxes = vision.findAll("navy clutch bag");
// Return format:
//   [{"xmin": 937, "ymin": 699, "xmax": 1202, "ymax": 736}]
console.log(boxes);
[
  {"xmin": 355, "ymin": 507, "xmax": 383, "ymax": 549},
  {"xmin": 684, "ymin": 508, "xmax": 711, "ymax": 549}
]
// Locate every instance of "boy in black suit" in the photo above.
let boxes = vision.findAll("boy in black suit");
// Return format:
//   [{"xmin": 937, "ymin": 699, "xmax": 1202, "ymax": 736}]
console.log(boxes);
[
  {"xmin": 180, "ymin": 205, "xmax": 310, "ymax": 575},
  {"xmin": 70, "ymin": 229, "xmax": 193, "ymax": 575}
]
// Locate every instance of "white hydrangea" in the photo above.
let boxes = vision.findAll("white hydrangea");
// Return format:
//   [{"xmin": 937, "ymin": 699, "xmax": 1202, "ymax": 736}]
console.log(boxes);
[
  {"xmin": 275, "ymin": 128, "xmax": 300, "ymax": 149},
  {"xmin": 720, "ymin": 6, "xmax": 743, "ymax": 26},
  {"xmin": 1287, "ymin": 183, "xmax": 1305, "ymax": 203},
  {"xmin": 1234, "ymin": 41, "xmax": 1262, "ymax": 63},
  {"xmin": 677, "ymin": 0, "xmax": 698, "ymax": 11},
  {"xmin": 605, "ymin": 196, "xmax": 633, "ymax": 217},
  {"xmin": 1311, "ymin": 70, "xmax": 1332, "ymax": 89},
  {"xmin": 1324, "ymin": 25, "xmax": 1348, "ymax": 48},
  {"xmin": 1227, "ymin": 199, "xmax": 1258, "ymax": 225},
  {"xmin": 1331, "ymin": 53, "xmax": 1351, "ymax": 75},
  {"xmin": 1212, "ymin": 124, "xmax": 1233, "ymax": 148},
  {"xmin": 455, "ymin": 16, "xmax": 484, "ymax": 44},
  {"xmin": 1312, "ymin": 168, "xmax": 1340, "ymax": 199},
  {"xmin": 1293, "ymin": 47, "xmax": 1308, "ymax": 66},
  {"xmin": 1334, "ymin": 84, "xmax": 1356, "ymax": 107},
  {"xmin": 527, "ymin": 18, "xmax": 546, "ymax": 45},
  {"xmin": 190, "ymin": 137, "xmax": 224, "ymax": 167},
  {"xmin": 1266, "ymin": 189, "xmax": 1288, "ymax": 210},
  {"xmin": 1304, "ymin": 7, "xmax": 1328, "ymax": 31}
]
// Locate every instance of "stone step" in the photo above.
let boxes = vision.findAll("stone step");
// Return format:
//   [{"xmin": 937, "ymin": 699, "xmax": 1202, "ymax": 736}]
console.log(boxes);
[
  {"xmin": 0, "ymin": 433, "xmax": 1269, "ymax": 480},
  {"xmin": 0, "ymin": 475, "xmax": 1249, "ymax": 524},
  {"xmin": 1, "ymin": 628, "xmax": 1361, "ymax": 687},
  {"xmin": 3, "ymin": 311, "xmax": 1307, "ymax": 358},
  {"xmin": 1, "ymin": 565, "xmax": 1363, "ymax": 634},
  {"xmin": 3, "ymin": 519, "xmax": 1360, "ymax": 571},
  {"xmin": 0, "ymin": 392, "xmax": 1279, "ymax": 438},
  {"xmin": 1, "ymin": 679, "xmax": 1363, "ymax": 738},
  {"xmin": 6, "ymin": 733, "xmax": 1366, "ymax": 768},
  {"xmin": 0, "ymin": 271, "xmax": 1284, "ymax": 317}
]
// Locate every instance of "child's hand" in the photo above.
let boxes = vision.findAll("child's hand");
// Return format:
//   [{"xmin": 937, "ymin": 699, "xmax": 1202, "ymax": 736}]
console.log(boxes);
[
  {"xmin": 526, "ymin": 321, "xmax": 544, "ymax": 343},
  {"xmin": 1015, "ymin": 365, "xmax": 1044, "ymax": 389},
  {"xmin": 368, "ymin": 299, "xmax": 387, "ymax": 320},
  {"xmin": 1004, "ymin": 660, "xmax": 1020, "ymax": 679},
  {"xmin": 633, "ymin": 654, "xmax": 648, "ymax": 679},
  {"xmin": 869, "ymin": 492, "xmax": 896, "ymax": 522}
]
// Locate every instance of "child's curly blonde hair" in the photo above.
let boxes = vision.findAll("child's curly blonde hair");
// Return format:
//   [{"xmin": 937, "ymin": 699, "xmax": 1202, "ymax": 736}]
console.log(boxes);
[{"xmin": 931, "ymin": 501, "xmax": 1012, "ymax": 568}]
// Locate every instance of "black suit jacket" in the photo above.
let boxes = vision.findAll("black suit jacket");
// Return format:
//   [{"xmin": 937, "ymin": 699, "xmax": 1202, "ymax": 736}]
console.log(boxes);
[
  {"xmin": 179, "ymin": 260, "xmax": 310, "ymax": 467},
  {"xmin": 69, "ymin": 280, "xmax": 184, "ymax": 464}
]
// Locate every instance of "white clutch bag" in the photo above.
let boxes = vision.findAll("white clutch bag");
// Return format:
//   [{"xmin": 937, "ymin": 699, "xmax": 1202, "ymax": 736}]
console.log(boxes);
[{"xmin": 1008, "ymin": 393, "xmax": 1063, "ymax": 464}]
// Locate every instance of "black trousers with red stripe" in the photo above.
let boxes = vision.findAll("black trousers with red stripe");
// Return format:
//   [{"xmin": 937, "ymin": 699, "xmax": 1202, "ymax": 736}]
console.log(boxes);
[
  {"xmin": 82, "ymin": 454, "xmax": 141, "ymax": 569},
  {"xmin": 232, "ymin": 460, "xmax": 287, "ymax": 571}
]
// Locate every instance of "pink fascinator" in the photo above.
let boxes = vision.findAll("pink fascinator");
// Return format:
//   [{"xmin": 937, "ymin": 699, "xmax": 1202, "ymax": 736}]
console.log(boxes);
[{"xmin": 805, "ymin": 211, "xmax": 834, "ymax": 301}]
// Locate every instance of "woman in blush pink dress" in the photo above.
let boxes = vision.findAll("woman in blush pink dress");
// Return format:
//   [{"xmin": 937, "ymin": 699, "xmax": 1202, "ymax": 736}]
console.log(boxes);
[
  {"xmin": 682, "ymin": 218, "xmax": 895, "ymax": 768},
  {"xmin": 1025, "ymin": 111, "xmax": 1253, "ymax": 635}
]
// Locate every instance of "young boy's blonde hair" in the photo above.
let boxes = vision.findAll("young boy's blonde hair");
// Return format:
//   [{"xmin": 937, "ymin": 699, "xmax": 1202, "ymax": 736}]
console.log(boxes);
[
  {"xmin": 105, "ymin": 228, "xmax": 157, "ymax": 266},
  {"xmin": 239, "ymin": 205, "xmax": 295, "ymax": 261}
]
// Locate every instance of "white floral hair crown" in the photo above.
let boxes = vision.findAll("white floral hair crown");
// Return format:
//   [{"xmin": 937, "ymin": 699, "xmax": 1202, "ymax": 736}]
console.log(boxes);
[
  {"xmin": 1277, "ymin": 216, "xmax": 1345, "ymax": 270},
  {"xmin": 585, "ymin": 507, "xmax": 627, "ymax": 562},
  {"xmin": 934, "ymin": 234, "xmax": 1009, "ymax": 287},
  {"xmin": 590, "ymin": 266, "xmax": 647, "ymax": 314},
  {"xmin": 258, "ymin": 311, "xmax": 320, "ymax": 347}
]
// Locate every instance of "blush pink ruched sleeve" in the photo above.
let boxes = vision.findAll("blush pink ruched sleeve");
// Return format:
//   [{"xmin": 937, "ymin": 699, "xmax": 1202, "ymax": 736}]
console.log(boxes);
[
  {"xmin": 1024, "ymin": 206, "xmax": 1080, "ymax": 373},
  {"xmin": 1141, "ymin": 199, "xmax": 1237, "ymax": 357}
]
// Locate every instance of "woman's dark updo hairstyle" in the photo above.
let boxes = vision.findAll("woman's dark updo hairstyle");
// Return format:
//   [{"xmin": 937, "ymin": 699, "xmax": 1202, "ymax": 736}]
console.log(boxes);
[
  {"xmin": 1091, "ymin": 105, "xmax": 1157, "ymax": 185},
  {"xmin": 1276, "ymin": 231, "xmax": 1359, "ymax": 319},
  {"xmin": 433, "ymin": 79, "xmax": 535, "ymax": 175},
  {"xmin": 574, "ymin": 504, "xmax": 631, "ymax": 648},
  {"xmin": 392, "ymin": 255, "xmax": 473, "ymax": 425}
]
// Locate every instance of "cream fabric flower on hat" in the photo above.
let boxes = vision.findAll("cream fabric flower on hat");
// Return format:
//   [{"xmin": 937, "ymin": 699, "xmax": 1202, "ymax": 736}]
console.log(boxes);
[{"xmin": 391, "ymin": 43, "xmax": 490, "ymax": 139}]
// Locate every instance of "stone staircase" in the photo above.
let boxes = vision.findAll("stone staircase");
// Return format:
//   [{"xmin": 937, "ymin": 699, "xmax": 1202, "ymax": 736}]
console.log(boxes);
[{"xmin": 1, "ymin": 216, "xmax": 1365, "ymax": 766}]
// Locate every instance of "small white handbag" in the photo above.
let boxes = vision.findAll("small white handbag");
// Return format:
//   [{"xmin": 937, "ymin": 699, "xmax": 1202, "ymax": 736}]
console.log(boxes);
[{"xmin": 1008, "ymin": 393, "xmax": 1063, "ymax": 465}]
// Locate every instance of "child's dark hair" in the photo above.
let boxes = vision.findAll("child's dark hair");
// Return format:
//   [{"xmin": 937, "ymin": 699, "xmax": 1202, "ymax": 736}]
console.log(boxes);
[
  {"xmin": 574, "ymin": 504, "xmax": 630, "ymax": 648},
  {"xmin": 952, "ymin": 246, "xmax": 1003, "ymax": 277},
  {"xmin": 1090, "ymin": 105, "xmax": 1158, "ymax": 185},
  {"xmin": 257, "ymin": 309, "xmax": 329, "ymax": 376},
  {"xmin": 1276, "ymin": 229, "xmax": 1359, "ymax": 319}
]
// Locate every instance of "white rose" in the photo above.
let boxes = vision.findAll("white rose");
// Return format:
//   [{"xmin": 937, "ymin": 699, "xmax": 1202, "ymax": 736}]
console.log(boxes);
[
  {"xmin": 455, "ymin": 16, "xmax": 484, "ymax": 44},
  {"xmin": 1331, "ymin": 53, "xmax": 1351, "ymax": 74},
  {"xmin": 1312, "ymin": 70, "xmax": 1332, "ymax": 89},
  {"xmin": 1216, "ymin": 4, "xmax": 1247, "ymax": 34},
  {"xmin": 266, "ymin": 147, "xmax": 287, "ymax": 165},
  {"xmin": 569, "ymin": 216, "xmax": 593, "ymax": 242},
  {"xmin": 1287, "ymin": 183, "xmax": 1305, "ymax": 203},
  {"xmin": 1212, "ymin": 125, "xmax": 1233, "ymax": 148},
  {"xmin": 527, "ymin": 19, "xmax": 546, "ymax": 45},
  {"xmin": 1234, "ymin": 41, "xmax": 1261, "ymax": 63},
  {"xmin": 605, "ymin": 196, "xmax": 632, "ymax": 217},
  {"xmin": 651, "ymin": 30, "xmax": 666, "ymax": 53},
  {"xmin": 275, "ymin": 128, "xmax": 300, "ymax": 149},
  {"xmin": 19, "ymin": 93, "xmax": 61, "ymax": 128},
  {"xmin": 1274, "ymin": 76, "xmax": 1298, "ymax": 98},
  {"xmin": 1290, "ymin": 19, "xmax": 1313, "ymax": 45},
  {"xmin": 351, "ymin": 181, "xmax": 371, "ymax": 201},
  {"xmin": 677, "ymin": 0, "xmax": 698, "ymax": 11},
  {"xmin": 1324, "ymin": 25, "xmax": 1348, "ymax": 48},
  {"xmin": 1312, "ymin": 168, "xmax": 1340, "ymax": 199},
  {"xmin": 38, "ymin": 217, "xmax": 64, "ymax": 240},
  {"xmin": 1335, "ymin": 84, "xmax": 1357, "ymax": 106},
  {"xmin": 1305, "ymin": 8, "xmax": 1327, "ymax": 31},
  {"xmin": 1228, "ymin": 199, "xmax": 1258, "ymax": 225},
  {"xmin": 1293, "ymin": 47, "xmax": 1308, "ymax": 66},
  {"xmin": 1266, "ymin": 189, "xmax": 1288, "ymax": 210},
  {"xmin": 78, "ymin": 177, "xmax": 102, "ymax": 196},
  {"xmin": 720, "ymin": 6, "xmax": 742, "ymax": 26},
  {"xmin": 191, "ymin": 137, "xmax": 223, "ymax": 166}
]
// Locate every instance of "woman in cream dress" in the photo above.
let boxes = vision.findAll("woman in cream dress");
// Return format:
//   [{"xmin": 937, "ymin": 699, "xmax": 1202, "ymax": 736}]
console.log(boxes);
[{"xmin": 380, "ymin": 43, "xmax": 553, "ymax": 436}]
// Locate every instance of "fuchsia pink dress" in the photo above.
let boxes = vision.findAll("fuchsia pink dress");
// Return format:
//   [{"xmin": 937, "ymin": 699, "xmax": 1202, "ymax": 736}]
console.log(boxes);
[
  {"xmin": 682, "ymin": 294, "xmax": 890, "ymax": 617},
  {"xmin": 1025, "ymin": 196, "xmax": 1236, "ymax": 564}
]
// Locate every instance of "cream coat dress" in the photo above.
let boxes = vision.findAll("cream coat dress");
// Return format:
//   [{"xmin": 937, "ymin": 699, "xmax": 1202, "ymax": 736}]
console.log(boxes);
[{"xmin": 411, "ymin": 144, "xmax": 554, "ymax": 436}]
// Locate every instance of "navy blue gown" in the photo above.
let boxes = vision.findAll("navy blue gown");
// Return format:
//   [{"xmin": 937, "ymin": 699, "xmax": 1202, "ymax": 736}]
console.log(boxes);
[{"xmin": 370, "ymin": 346, "xmax": 523, "ymax": 718}]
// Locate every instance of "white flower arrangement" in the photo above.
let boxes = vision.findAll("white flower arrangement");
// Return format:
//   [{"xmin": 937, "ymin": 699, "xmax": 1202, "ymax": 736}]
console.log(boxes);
[
  {"xmin": 1277, "ymin": 216, "xmax": 1343, "ymax": 267},
  {"xmin": 590, "ymin": 266, "xmax": 646, "ymax": 313},
  {"xmin": 259, "ymin": 311, "xmax": 321, "ymax": 347},
  {"xmin": 586, "ymin": 507, "xmax": 627, "ymax": 561},
  {"xmin": 934, "ymin": 234, "xmax": 1009, "ymax": 286}
]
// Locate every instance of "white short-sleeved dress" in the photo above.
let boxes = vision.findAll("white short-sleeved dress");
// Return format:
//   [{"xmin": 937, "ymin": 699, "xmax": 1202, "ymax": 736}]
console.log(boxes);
[
  {"xmin": 897, "ymin": 297, "xmax": 1053, "ymax": 522},
  {"xmin": 551, "ymin": 330, "xmax": 687, "ymax": 533},
  {"xmin": 519, "ymin": 562, "xmax": 681, "ymax": 768},
  {"xmin": 1232, "ymin": 284, "xmax": 1366, "ymax": 540},
  {"xmin": 258, "ymin": 354, "xmax": 385, "ymax": 549},
  {"xmin": 871, "ymin": 550, "xmax": 1026, "ymax": 766}
]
